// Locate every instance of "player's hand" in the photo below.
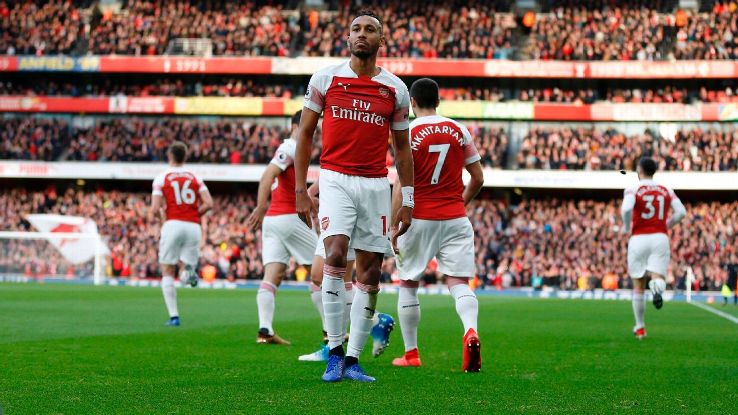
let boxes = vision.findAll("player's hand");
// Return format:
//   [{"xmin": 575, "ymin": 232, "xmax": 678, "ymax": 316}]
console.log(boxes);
[
  {"xmin": 391, "ymin": 206, "xmax": 412, "ymax": 254},
  {"xmin": 245, "ymin": 205, "xmax": 267, "ymax": 230},
  {"xmin": 296, "ymin": 190, "xmax": 317, "ymax": 229}
]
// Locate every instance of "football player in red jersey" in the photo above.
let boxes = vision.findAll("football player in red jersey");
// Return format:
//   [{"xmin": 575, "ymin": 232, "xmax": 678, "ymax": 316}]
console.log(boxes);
[
  {"xmin": 390, "ymin": 78, "xmax": 485, "ymax": 372},
  {"xmin": 621, "ymin": 157, "xmax": 686, "ymax": 339},
  {"xmin": 246, "ymin": 111, "xmax": 317, "ymax": 345},
  {"xmin": 149, "ymin": 142, "xmax": 213, "ymax": 326},
  {"xmin": 294, "ymin": 10, "xmax": 414, "ymax": 382}
]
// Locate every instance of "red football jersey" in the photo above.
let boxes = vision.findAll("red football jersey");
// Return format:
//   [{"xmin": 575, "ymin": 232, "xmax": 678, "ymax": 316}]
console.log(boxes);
[
  {"xmin": 152, "ymin": 167, "xmax": 207, "ymax": 224},
  {"xmin": 625, "ymin": 181, "xmax": 678, "ymax": 235},
  {"xmin": 304, "ymin": 61, "xmax": 410, "ymax": 178},
  {"xmin": 410, "ymin": 115, "xmax": 481, "ymax": 220},
  {"xmin": 266, "ymin": 138, "xmax": 297, "ymax": 216}
]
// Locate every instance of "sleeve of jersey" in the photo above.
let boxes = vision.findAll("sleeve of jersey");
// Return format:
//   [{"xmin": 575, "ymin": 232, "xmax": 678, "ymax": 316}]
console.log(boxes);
[
  {"xmin": 391, "ymin": 84, "xmax": 410, "ymax": 131},
  {"xmin": 269, "ymin": 143, "xmax": 294, "ymax": 171},
  {"xmin": 195, "ymin": 174, "xmax": 209, "ymax": 193},
  {"xmin": 669, "ymin": 189, "xmax": 687, "ymax": 221},
  {"xmin": 622, "ymin": 188, "xmax": 636, "ymax": 211},
  {"xmin": 462, "ymin": 129, "xmax": 481, "ymax": 165},
  {"xmin": 303, "ymin": 73, "xmax": 326, "ymax": 114},
  {"xmin": 621, "ymin": 188, "xmax": 636, "ymax": 231},
  {"xmin": 152, "ymin": 176, "xmax": 163, "ymax": 196}
]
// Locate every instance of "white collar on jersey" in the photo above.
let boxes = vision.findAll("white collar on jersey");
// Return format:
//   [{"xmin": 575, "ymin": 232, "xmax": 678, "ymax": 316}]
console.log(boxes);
[
  {"xmin": 413, "ymin": 114, "xmax": 444, "ymax": 122},
  {"xmin": 342, "ymin": 60, "xmax": 384, "ymax": 79}
]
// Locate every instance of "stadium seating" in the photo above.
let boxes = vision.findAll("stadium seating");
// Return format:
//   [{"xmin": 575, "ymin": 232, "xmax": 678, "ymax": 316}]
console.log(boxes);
[
  {"xmin": 2, "ymin": 1, "xmax": 737, "ymax": 60},
  {"xmin": 517, "ymin": 126, "xmax": 738, "ymax": 171},
  {"xmin": 5, "ymin": 116, "xmax": 738, "ymax": 172},
  {"xmin": 471, "ymin": 198, "xmax": 730, "ymax": 292},
  {"xmin": 0, "ymin": 78, "xmax": 295, "ymax": 98},
  {"xmin": 0, "ymin": 186, "xmax": 731, "ymax": 290},
  {"xmin": 0, "ymin": 117, "xmax": 510, "ymax": 167}
]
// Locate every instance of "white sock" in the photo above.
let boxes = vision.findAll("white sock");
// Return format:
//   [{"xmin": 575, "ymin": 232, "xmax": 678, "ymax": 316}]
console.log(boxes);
[
  {"xmin": 322, "ymin": 265, "xmax": 346, "ymax": 349},
  {"xmin": 398, "ymin": 286, "xmax": 420, "ymax": 352},
  {"xmin": 649, "ymin": 278, "xmax": 666, "ymax": 295},
  {"xmin": 346, "ymin": 282, "xmax": 379, "ymax": 359},
  {"xmin": 632, "ymin": 292, "xmax": 646, "ymax": 329},
  {"xmin": 257, "ymin": 281, "xmax": 277, "ymax": 335},
  {"xmin": 161, "ymin": 275, "xmax": 179, "ymax": 318},
  {"xmin": 309, "ymin": 282, "xmax": 325, "ymax": 331},
  {"xmin": 449, "ymin": 282, "xmax": 478, "ymax": 333},
  {"xmin": 343, "ymin": 282, "xmax": 354, "ymax": 335}
]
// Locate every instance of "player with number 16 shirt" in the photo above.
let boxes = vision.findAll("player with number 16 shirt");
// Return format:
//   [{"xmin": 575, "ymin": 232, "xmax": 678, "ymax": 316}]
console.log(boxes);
[{"xmin": 149, "ymin": 141, "xmax": 213, "ymax": 327}]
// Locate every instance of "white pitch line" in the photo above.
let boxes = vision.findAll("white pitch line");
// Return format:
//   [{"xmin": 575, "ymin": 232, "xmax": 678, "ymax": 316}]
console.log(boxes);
[{"xmin": 690, "ymin": 301, "xmax": 738, "ymax": 325}]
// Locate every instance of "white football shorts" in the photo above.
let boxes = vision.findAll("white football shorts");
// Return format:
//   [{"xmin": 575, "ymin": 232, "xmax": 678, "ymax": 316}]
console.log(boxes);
[
  {"xmin": 159, "ymin": 220, "xmax": 202, "ymax": 266},
  {"xmin": 262, "ymin": 214, "xmax": 318, "ymax": 266},
  {"xmin": 627, "ymin": 233, "xmax": 670, "ymax": 279},
  {"xmin": 396, "ymin": 217, "xmax": 475, "ymax": 281},
  {"xmin": 318, "ymin": 169, "xmax": 392, "ymax": 255}
]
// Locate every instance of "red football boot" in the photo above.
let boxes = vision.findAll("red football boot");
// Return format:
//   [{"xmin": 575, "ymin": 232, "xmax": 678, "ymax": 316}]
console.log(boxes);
[
  {"xmin": 462, "ymin": 329, "xmax": 481, "ymax": 372},
  {"xmin": 392, "ymin": 348, "xmax": 422, "ymax": 367},
  {"xmin": 633, "ymin": 327, "xmax": 647, "ymax": 340}
]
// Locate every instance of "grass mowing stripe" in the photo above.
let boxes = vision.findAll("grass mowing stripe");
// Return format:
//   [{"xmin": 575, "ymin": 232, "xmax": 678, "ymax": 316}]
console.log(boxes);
[{"xmin": 690, "ymin": 300, "xmax": 738, "ymax": 324}]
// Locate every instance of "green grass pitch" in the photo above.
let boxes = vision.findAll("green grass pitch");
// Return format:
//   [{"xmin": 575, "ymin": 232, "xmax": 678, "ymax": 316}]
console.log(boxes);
[{"xmin": 0, "ymin": 283, "xmax": 736, "ymax": 414}]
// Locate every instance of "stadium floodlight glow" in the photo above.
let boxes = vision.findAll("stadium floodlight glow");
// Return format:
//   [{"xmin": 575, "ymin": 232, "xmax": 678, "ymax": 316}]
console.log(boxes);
[{"xmin": 0, "ymin": 231, "xmax": 107, "ymax": 285}]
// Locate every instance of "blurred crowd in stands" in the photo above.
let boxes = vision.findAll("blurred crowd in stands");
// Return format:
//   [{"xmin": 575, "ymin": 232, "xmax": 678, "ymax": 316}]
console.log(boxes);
[
  {"xmin": 0, "ymin": 186, "xmax": 733, "ymax": 292},
  {"xmin": 1, "ymin": 0, "xmax": 737, "ymax": 60},
  {"xmin": 516, "ymin": 126, "xmax": 738, "ymax": 172},
  {"xmin": 6, "ymin": 79, "xmax": 738, "ymax": 105},
  {"xmin": 5, "ymin": 117, "xmax": 738, "ymax": 172},
  {"xmin": 0, "ymin": 116, "xmax": 509, "ymax": 168}
]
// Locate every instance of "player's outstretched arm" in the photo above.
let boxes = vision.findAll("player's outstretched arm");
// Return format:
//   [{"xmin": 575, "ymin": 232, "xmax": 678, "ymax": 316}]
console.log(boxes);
[
  {"xmin": 621, "ymin": 189, "xmax": 636, "ymax": 233},
  {"xmin": 148, "ymin": 195, "xmax": 163, "ymax": 223},
  {"xmin": 198, "ymin": 188, "xmax": 213, "ymax": 216},
  {"xmin": 391, "ymin": 128, "xmax": 414, "ymax": 246},
  {"xmin": 463, "ymin": 161, "xmax": 484, "ymax": 205},
  {"xmin": 295, "ymin": 108, "xmax": 319, "ymax": 228},
  {"xmin": 246, "ymin": 164, "xmax": 281, "ymax": 230},
  {"xmin": 667, "ymin": 196, "xmax": 687, "ymax": 229}
]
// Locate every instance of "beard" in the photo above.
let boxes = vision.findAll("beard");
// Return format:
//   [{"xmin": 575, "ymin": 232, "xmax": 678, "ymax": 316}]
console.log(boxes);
[{"xmin": 349, "ymin": 41, "xmax": 379, "ymax": 59}]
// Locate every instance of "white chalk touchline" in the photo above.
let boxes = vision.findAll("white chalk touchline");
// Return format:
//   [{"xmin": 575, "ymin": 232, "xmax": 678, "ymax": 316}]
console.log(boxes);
[{"xmin": 690, "ymin": 301, "xmax": 738, "ymax": 325}]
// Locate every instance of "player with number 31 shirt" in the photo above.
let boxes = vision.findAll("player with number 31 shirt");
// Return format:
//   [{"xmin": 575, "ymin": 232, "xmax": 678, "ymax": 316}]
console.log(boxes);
[
  {"xmin": 621, "ymin": 157, "xmax": 686, "ymax": 340},
  {"xmin": 149, "ymin": 141, "xmax": 213, "ymax": 327}
]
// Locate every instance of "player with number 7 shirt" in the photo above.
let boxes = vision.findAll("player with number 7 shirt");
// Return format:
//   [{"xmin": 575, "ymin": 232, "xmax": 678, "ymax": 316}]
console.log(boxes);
[
  {"xmin": 390, "ymin": 78, "xmax": 485, "ymax": 372},
  {"xmin": 149, "ymin": 141, "xmax": 213, "ymax": 327}
]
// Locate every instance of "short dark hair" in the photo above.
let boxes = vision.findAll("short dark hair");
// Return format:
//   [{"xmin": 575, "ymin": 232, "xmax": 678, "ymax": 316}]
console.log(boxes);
[
  {"xmin": 291, "ymin": 110, "xmax": 302, "ymax": 126},
  {"xmin": 410, "ymin": 78, "xmax": 440, "ymax": 110},
  {"xmin": 355, "ymin": 9, "xmax": 382, "ymax": 32},
  {"xmin": 168, "ymin": 141, "xmax": 187, "ymax": 164},
  {"xmin": 639, "ymin": 157, "xmax": 657, "ymax": 177}
]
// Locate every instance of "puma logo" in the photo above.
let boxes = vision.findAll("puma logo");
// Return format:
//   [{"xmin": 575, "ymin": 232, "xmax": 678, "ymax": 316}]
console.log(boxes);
[
  {"xmin": 338, "ymin": 82, "xmax": 350, "ymax": 91},
  {"xmin": 364, "ymin": 307, "xmax": 376, "ymax": 317},
  {"xmin": 326, "ymin": 290, "xmax": 339, "ymax": 297}
]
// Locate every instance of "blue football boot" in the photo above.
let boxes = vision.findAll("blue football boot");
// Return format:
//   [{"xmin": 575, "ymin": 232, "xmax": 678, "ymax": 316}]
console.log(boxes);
[
  {"xmin": 343, "ymin": 363, "xmax": 376, "ymax": 382},
  {"xmin": 371, "ymin": 313, "xmax": 395, "ymax": 357},
  {"xmin": 321, "ymin": 354, "xmax": 345, "ymax": 382}
]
